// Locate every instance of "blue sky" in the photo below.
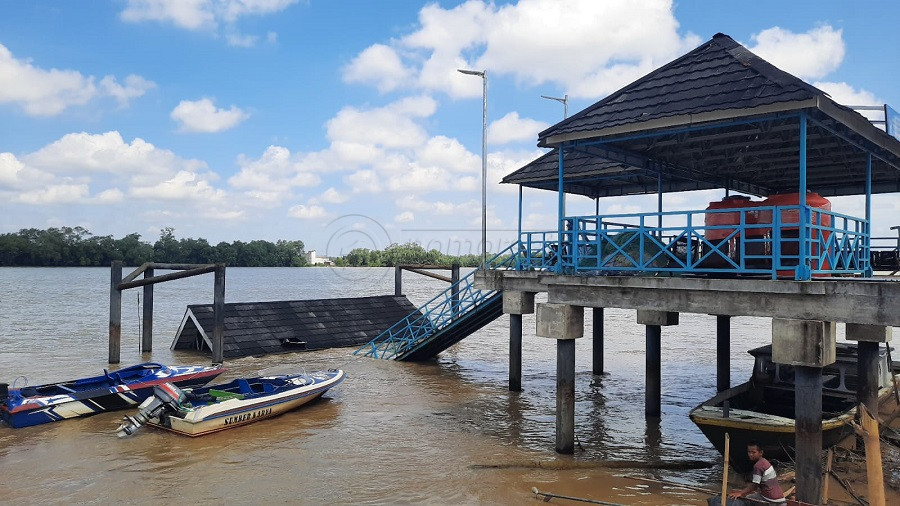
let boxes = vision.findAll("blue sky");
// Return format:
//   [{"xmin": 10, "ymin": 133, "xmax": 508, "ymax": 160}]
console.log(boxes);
[{"xmin": 1, "ymin": 1, "xmax": 898, "ymax": 257}]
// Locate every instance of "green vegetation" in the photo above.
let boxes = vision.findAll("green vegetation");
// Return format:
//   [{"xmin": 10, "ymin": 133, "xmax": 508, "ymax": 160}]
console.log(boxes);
[
  {"xmin": 0, "ymin": 227, "xmax": 484, "ymax": 267},
  {"xmin": 0, "ymin": 227, "xmax": 307, "ymax": 267},
  {"xmin": 333, "ymin": 242, "xmax": 482, "ymax": 267}
]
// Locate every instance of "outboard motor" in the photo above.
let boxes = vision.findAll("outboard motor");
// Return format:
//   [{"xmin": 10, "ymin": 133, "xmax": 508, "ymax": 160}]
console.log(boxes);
[
  {"xmin": 116, "ymin": 382, "xmax": 185, "ymax": 437},
  {"xmin": 0, "ymin": 383, "xmax": 7, "ymax": 402}
]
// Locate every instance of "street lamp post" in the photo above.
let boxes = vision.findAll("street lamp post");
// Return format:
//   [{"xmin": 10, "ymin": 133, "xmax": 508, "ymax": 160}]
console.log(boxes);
[
  {"xmin": 541, "ymin": 94, "xmax": 568, "ymax": 119},
  {"xmin": 458, "ymin": 68, "xmax": 488, "ymax": 268}
]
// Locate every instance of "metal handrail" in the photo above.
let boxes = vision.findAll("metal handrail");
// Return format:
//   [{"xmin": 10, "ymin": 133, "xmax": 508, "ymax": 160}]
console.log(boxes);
[{"xmin": 355, "ymin": 242, "xmax": 519, "ymax": 359}]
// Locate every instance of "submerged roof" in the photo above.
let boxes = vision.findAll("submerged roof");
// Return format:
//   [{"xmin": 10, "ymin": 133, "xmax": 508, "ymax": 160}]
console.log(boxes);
[
  {"xmin": 171, "ymin": 295, "xmax": 420, "ymax": 358},
  {"xmin": 505, "ymin": 33, "xmax": 900, "ymax": 198}
]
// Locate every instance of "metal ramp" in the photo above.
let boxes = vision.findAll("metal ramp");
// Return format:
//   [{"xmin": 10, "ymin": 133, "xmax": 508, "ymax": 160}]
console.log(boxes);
[{"xmin": 354, "ymin": 243, "xmax": 517, "ymax": 361}]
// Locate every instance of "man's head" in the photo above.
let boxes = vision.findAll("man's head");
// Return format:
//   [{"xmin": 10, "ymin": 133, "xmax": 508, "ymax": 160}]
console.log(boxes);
[{"xmin": 746, "ymin": 441, "xmax": 763, "ymax": 462}]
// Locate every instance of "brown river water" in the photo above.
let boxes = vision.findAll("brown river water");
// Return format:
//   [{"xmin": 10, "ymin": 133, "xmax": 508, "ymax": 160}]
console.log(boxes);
[{"xmin": 0, "ymin": 267, "xmax": 813, "ymax": 504}]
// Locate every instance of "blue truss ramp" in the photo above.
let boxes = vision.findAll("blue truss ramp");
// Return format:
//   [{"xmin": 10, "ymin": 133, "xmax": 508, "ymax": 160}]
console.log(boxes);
[{"xmin": 354, "ymin": 243, "xmax": 517, "ymax": 361}]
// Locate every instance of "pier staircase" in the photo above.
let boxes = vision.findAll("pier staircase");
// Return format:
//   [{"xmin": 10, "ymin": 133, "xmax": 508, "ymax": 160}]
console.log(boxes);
[{"xmin": 354, "ymin": 243, "xmax": 518, "ymax": 361}]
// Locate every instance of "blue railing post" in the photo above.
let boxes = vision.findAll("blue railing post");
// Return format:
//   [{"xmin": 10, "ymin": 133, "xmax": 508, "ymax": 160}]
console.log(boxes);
[
  {"xmin": 798, "ymin": 111, "xmax": 810, "ymax": 280},
  {"xmin": 864, "ymin": 153, "xmax": 873, "ymax": 277}
]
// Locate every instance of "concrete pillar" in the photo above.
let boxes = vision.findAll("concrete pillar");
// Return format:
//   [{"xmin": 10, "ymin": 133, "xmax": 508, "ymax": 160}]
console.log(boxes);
[
  {"xmin": 637, "ymin": 310, "xmax": 678, "ymax": 419},
  {"xmin": 592, "ymin": 307, "xmax": 604, "ymax": 375},
  {"xmin": 645, "ymin": 324, "xmax": 661, "ymax": 418},
  {"xmin": 846, "ymin": 323, "xmax": 892, "ymax": 415},
  {"xmin": 716, "ymin": 315, "xmax": 731, "ymax": 392},
  {"xmin": 141, "ymin": 267, "xmax": 153, "ymax": 353},
  {"xmin": 771, "ymin": 318, "xmax": 835, "ymax": 505},
  {"xmin": 556, "ymin": 339, "xmax": 576, "ymax": 454},
  {"xmin": 536, "ymin": 302, "xmax": 584, "ymax": 454},
  {"xmin": 795, "ymin": 365, "xmax": 823, "ymax": 504},
  {"xmin": 504, "ymin": 291, "xmax": 535, "ymax": 393},
  {"xmin": 212, "ymin": 264, "xmax": 226, "ymax": 365},
  {"xmin": 108, "ymin": 261, "xmax": 123, "ymax": 364},
  {"xmin": 509, "ymin": 314, "xmax": 522, "ymax": 392}
]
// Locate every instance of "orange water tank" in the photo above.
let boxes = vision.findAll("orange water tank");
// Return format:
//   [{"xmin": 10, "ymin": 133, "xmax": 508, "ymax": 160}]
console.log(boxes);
[
  {"xmin": 760, "ymin": 192, "xmax": 833, "ymax": 276},
  {"xmin": 705, "ymin": 195, "xmax": 758, "ymax": 241}
]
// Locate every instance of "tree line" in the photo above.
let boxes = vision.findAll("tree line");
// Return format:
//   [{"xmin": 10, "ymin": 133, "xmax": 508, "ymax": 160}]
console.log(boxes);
[
  {"xmin": 0, "ymin": 227, "xmax": 484, "ymax": 267},
  {"xmin": 0, "ymin": 227, "xmax": 308, "ymax": 267}
]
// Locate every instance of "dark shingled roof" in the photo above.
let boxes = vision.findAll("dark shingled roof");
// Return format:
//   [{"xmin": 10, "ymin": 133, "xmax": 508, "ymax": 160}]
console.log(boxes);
[
  {"xmin": 505, "ymin": 33, "xmax": 900, "ymax": 199},
  {"xmin": 538, "ymin": 33, "xmax": 824, "ymax": 143},
  {"xmin": 170, "ymin": 295, "xmax": 422, "ymax": 359}
]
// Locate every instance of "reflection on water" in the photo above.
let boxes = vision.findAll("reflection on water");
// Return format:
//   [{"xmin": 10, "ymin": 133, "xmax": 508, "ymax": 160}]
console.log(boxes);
[{"xmin": 0, "ymin": 267, "xmax": 783, "ymax": 504}]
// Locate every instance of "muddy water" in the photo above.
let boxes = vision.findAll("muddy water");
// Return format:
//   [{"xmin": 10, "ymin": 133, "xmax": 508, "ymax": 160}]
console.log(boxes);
[{"xmin": 1, "ymin": 267, "xmax": 784, "ymax": 504}]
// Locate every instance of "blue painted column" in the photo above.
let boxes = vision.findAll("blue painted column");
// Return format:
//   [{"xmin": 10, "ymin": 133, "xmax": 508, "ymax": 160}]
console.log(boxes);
[
  {"xmin": 798, "ymin": 111, "xmax": 809, "ymax": 280},
  {"xmin": 865, "ymin": 154, "xmax": 873, "ymax": 277},
  {"xmin": 517, "ymin": 185, "xmax": 523, "ymax": 270},
  {"xmin": 557, "ymin": 148, "xmax": 565, "ymax": 273}
]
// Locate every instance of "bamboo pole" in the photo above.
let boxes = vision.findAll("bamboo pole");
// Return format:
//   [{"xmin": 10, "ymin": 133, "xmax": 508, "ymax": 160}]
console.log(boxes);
[
  {"xmin": 821, "ymin": 448, "xmax": 833, "ymax": 504},
  {"xmin": 721, "ymin": 432, "xmax": 730, "ymax": 506},
  {"xmin": 852, "ymin": 403, "xmax": 885, "ymax": 506}
]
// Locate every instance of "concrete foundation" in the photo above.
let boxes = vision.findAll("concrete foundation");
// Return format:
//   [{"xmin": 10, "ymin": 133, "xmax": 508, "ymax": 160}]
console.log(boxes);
[
  {"xmin": 846, "ymin": 323, "xmax": 892, "ymax": 343},
  {"xmin": 771, "ymin": 318, "xmax": 836, "ymax": 367},
  {"xmin": 503, "ymin": 290, "xmax": 536, "ymax": 315},
  {"xmin": 536, "ymin": 303, "xmax": 584, "ymax": 340}
]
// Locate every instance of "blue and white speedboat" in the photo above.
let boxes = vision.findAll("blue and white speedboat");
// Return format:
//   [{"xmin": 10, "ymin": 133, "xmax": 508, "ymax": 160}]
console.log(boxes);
[
  {"xmin": 117, "ymin": 369, "xmax": 345, "ymax": 437},
  {"xmin": 1, "ymin": 362, "xmax": 224, "ymax": 428}
]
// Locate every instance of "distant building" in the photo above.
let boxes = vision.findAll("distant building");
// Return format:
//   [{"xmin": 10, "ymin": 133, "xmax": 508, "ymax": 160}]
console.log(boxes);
[{"xmin": 305, "ymin": 250, "xmax": 333, "ymax": 266}]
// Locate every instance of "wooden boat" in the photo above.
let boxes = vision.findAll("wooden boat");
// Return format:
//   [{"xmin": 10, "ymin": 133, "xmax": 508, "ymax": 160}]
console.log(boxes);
[
  {"xmin": 0, "ymin": 362, "xmax": 224, "ymax": 428},
  {"xmin": 690, "ymin": 343, "xmax": 898, "ymax": 473},
  {"xmin": 117, "ymin": 369, "xmax": 345, "ymax": 437}
]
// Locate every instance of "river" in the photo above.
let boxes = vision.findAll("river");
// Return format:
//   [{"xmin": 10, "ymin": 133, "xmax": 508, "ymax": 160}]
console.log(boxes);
[{"xmin": 0, "ymin": 266, "xmax": 789, "ymax": 504}]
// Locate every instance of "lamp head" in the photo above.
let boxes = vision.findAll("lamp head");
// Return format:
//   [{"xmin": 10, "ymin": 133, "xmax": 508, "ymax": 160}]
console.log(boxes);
[{"xmin": 457, "ymin": 68, "xmax": 485, "ymax": 77}]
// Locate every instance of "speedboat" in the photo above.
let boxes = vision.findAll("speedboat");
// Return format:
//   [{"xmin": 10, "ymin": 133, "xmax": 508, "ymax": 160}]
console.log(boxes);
[
  {"xmin": 1, "ymin": 362, "xmax": 224, "ymax": 428},
  {"xmin": 116, "ymin": 369, "xmax": 345, "ymax": 437},
  {"xmin": 689, "ymin": 343, "xmax": 898, "ymax": 473}
]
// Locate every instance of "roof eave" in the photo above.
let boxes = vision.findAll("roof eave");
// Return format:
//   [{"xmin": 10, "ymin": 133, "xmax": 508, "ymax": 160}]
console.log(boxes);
[
  {"xmin": 539, "ymin": 99, "xmax": 820, "ymax": 147},
  {"xmin": 814, "ymin": 96, "xmax": 900, "ymax": 162}
]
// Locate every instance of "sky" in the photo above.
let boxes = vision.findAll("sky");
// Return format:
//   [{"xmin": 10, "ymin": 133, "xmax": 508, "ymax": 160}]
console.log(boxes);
[{"xmin": 1, "ymin": 0, "xmax": 899, "ymax": 258}]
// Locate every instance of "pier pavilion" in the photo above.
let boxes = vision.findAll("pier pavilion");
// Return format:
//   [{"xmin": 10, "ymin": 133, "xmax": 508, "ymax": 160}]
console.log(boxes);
[{"xmin": 478, "ymin": 33, "xmax": 900, "ymax": 503}]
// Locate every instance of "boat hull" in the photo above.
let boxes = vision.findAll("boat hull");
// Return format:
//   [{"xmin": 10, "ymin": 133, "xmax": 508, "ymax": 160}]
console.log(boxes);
[
  {"xmin": 690, "ymin": 381, "xmax": 895, "ymax": 473},
  {"xmin": 1, "ymin": 364, "xmax": 223, "ymax": 428},
  {"xmin": 149, "ymin": 369, "xmax": 344, "ymax": 436}
]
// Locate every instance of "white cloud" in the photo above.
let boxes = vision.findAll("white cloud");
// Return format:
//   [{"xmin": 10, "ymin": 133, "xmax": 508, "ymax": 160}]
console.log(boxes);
[
  {"xmin": 171, "ymin": 98, "xmax": 250, "ymax": 133},
  {"xmin": 287, "ymin": 204, "xmax": 327, "ymax": 219},
  {"xmin": 416, "ymin": 136, "xmax": 480, "ymax": 174},
  {"xmin": 229, "ymin": 145, "xmax": 321, "ymax": 204},
  {"xmin": 17, "ymin": 184, "xmax": 90, "ymax": 205},
  {"xmin": 747, "ymin": 26, "xmax": 845, "ymax": 80},
  {"xmin": 319, "ymin": 187, "xmax": 348, "ymax": 204},
  {"xmin": 326, "ymin": 96, "xmax": 437, "ymax": 149},
  {"xmin": 94, "ymin": 188, "xmax": 125, "ymax": 204},
  {"xmin": 121, "ymin": 0, "xmax": 298, "ymax": 30},
  {"xmin": 130, "ymin": 170, "xmax": 226, "ymax": 201},
  {"xmin": 343, "ymin": 44, "xmax": 413, "ymax": 93},
  {"xmin": 488, "ymin": 112, "xmax": 549, "ymax": 145},
  {"xmin": 0, "ymin": 43, "xmax": 153, "ymax": 116},
  {"xmin": 348, "ymin": 0, "xmax": 701, "ymax": 100},
  {"xmin": 344, "ymin": 170, "xmax": 382, "ymax": 194},
  {"xmin": 394, "ymin": 211, "xmax": 415, "ymax": 223},
  {"xmin": 24, "ymin": 131, "xmax": 207, "ymax": 182},
  {"xmin": 100, "ymin": 75, "xmax": 157, "ymax": 107}
]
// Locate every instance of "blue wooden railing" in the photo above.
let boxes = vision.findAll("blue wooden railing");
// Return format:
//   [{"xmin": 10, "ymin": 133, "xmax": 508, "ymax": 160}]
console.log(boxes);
[{"xmin": 355, "ymin": 242, "xmax": 519, "ymax": 359}]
